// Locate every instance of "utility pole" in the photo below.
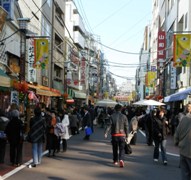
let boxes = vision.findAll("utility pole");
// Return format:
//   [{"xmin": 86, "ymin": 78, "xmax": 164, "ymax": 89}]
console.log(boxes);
[{"xmin": 86, "ymin": 45, "xmax": 90, "ymax": 105}]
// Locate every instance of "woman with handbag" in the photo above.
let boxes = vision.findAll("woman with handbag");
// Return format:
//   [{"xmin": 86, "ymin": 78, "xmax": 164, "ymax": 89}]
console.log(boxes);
[{"xmin": 152, "ymin": 108, "xmax": 168, "ymax": 165}]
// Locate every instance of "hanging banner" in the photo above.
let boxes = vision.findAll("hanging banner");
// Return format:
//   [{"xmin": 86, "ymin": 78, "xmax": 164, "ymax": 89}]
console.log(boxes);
[
  {"xmin": 34, "ymin": 38, "xmax": 49, "ymax": 69},
  {"xmin": 173, "ymin": 34, "xmax": 191, "ymax": 67},
  {"xmin": 27, "ymin": 38, "xmax": 36, "ymax": 82}
]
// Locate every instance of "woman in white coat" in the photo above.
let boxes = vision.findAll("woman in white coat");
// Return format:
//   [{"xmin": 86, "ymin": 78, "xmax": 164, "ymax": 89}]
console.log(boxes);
[{"xmin": 60, "ymin": 111, "xmax": 70, "ymax": 152}]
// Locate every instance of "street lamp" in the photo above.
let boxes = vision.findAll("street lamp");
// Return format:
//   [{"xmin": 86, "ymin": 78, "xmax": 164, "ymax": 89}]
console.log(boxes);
[{"xmin": 17, "ymin": 18, "xmax": 30, "ymax": 81}]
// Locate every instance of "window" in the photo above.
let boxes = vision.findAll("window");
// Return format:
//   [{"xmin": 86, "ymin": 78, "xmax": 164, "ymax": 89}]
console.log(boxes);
[{"xmin": 47, "ymin": 0, "xmax": 51, "ymax": 7}]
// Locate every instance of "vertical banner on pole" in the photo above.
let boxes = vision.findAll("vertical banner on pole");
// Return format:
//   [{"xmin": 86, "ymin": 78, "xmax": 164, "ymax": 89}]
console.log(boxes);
[
  {"xmin": 173, "ymin": 34, "xmax": 191, "ymax": 67},
  {"xmin": 34, "ymin": 38, "xmax": 49, "ymax": 69}
]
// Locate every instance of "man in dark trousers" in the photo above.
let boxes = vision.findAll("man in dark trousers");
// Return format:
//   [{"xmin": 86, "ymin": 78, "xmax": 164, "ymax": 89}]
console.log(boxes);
[
  {"xmin": 82, "ymin": 105, "xmax": 92, "ymax": 140},
  {"xmin": 174, "ymin": 103, "xmax": 191, "ymax": 180},
  {"xmin": 104, "ymin": 104, "xmax": 129, "ymax": 168}
]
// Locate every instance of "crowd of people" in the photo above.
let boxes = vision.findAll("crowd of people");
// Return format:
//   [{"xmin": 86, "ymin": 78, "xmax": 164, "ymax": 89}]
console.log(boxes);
[{"xmin": 0, "ymin": 101, "xmax": 190, "ymax": 179}]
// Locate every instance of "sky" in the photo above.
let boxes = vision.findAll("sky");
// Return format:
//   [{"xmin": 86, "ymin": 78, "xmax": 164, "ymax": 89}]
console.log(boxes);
[{"xmin": 74, "ymin": 0, "xmax": 152, "ymax": 86}]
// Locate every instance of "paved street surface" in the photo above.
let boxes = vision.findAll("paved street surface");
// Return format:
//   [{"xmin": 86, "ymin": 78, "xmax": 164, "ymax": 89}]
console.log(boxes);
[{"xmin": 1, "ymin": 126, "xmax": 181, "ymax": 180}]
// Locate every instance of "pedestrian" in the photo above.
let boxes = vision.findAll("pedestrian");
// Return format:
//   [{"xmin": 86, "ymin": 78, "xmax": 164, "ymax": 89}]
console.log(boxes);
[
  {"xmin": 0, "ymin": 109, "xmax": 9, "ymax": 163},
  {"xmin": 5, "ymin": 109, "xmax": 24, "ymax": 167},
  {"xmin": 82, "ymin": 105, "xmax": 92, "ymax": 140},
  {"xmin": 104, "ymin": 104, "xmax": 129, "ymax": 168},
  {"xmin": 28, "ymin": 106, "xmax": 46, "ymax": 168},
  {"xmin": 174, "ymin": 103, "xmax": 191, "ymax": 180},
  {"xmin": 69, "ymin": 109, "xmax": 79, "ymax": 135},
  {"xmin": 129, "ymin": 109, "xmax": 141, "ymax": 145},
  {"xmin": 60, "ymin": 110, "xmax": 70, "ymax": 152},
  {"xmin": 46, "ymin": 110, "xmax": 57, "ymax": 157},
  {"xmin": 144, "ymin": 109, "xmax": 153, "ymax": 146},
  {"xmin": 152, "ymin": 108, "xmax": 168, "ymax": 165}
]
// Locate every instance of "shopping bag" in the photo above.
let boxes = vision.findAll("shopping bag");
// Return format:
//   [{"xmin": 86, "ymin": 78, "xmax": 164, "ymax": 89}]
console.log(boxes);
[
  {"xmin": 124, "ymin": 143, "xmax": 132, "ymax": 154},
  {"xmin": 127, "ymin": 131, "xmax": 136, "ymax": 144},
  {"xmin": 85, "ymin": 127, "xmax": 92, "ymax": 135}
]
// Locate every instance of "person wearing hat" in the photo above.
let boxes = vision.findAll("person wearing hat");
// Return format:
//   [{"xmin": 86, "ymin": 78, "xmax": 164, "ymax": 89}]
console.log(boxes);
[{"xmin": 104, "ymin": 104, "xmax": 129, "ymax": 168}]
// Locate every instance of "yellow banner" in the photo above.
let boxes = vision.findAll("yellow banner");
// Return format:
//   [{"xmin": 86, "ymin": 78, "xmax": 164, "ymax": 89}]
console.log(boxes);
[
  {"xmin": 173, "ymin": 34, "xmax": 191, "ymax": 67},
  {"xmin": 34, "ymin": 39, "xmax": 49, "ymax": 69}
]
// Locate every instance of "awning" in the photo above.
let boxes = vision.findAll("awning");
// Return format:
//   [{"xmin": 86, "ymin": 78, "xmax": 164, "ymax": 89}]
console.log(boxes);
[
  {"xmin": 0, "ymin": 69, "xmax": 11, "ymax": 87},
  {"xmin": 164, "ymin": 87, "xmax": 191, "ymax": 102},
  {"xmin": 73, "ymin": 90, "xmax": 86, "ymax": 99},
  {"xmin": 28, "ymin": 84, "xmax": 61, "ymax": 97}
]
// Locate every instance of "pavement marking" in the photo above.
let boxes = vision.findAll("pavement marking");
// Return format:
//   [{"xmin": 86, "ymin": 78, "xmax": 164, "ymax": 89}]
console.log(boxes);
[{"xmin": 139, "ymin": 129, "xmax": 180, "ymax": 157}]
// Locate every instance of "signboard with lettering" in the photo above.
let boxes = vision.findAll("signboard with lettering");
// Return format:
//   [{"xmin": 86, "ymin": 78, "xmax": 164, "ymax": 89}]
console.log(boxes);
[
  {"xmin": 27, "ymin": 38, "xmax": 36, "ymax": 82},
  {"xmin": 157, "ymin": 31, "xmax": 166, "ymax": 61}
]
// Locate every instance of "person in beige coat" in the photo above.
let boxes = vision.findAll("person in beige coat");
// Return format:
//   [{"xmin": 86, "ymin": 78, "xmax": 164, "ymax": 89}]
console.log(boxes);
[
  {"xmin": 60, "ymin": 111, "xmax": 70, "ymax": 152},
  {"xmin": 174, "ymin": 110, "xmax": 191, "ymax": 180}
]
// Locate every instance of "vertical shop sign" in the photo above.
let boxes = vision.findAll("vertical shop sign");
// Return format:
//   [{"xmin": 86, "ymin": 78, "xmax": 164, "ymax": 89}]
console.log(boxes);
[
  {"xmin": 157, "ymin": 31, "xmax": 166, "ymax": 61},
  {"xmin": 81, "ymin": 57, "xmax": 86, "ymax": 84},
  {"xmin": 27, "ymin": 38, "xmax": 36, "ymax": 82},
  {"xmin": 170, "ymin": 62, "xmax": 176, "ymax": 89}
]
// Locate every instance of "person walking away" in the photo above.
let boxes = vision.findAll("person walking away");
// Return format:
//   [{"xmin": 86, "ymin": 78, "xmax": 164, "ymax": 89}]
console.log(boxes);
[
  {"xmin": 28, "ymin": 107, "xmax": 46, "ymax": 168},
  {"xmin": 152, "ymin": 108, "xmax": 168, "ymax": 165},
  {"xmin": 104, "ymin": 104, "xmax": 129, "ymax": 168},
  {"xmin": 144, "ymin": 109, "xmax": 153, "ymax": 146},
  {"xmin": 82, "ymin": 106, "xmax": 92, "ymax": 140},
  {"xmin": 60, "ymin": 110, "xmax": 70, "ymax": 152},
  {"xmin": 5, "ymin": 109, "xmax": 24, "ymax": 167},
  {"xmin": 69, "ymin": 109, "xmax": 79, "ymax": 135},
  {"xmin": 46, "ymin": 111, "xmax": 57, "ymax": 157},
  {"xmin": 0, "ymin": 109, "xmax": 9, "ymax": 163},
  {"xmin": 174, "ymin": 105, "xmax": 191, "ymax": 180}
]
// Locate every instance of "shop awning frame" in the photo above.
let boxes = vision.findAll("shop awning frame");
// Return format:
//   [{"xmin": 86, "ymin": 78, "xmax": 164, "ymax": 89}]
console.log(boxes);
[
  {"xmin": 73, "ymin": 90, "xmax": 86, "ymax": 99},
  {"xmin": 28, "ymin": 84, "xmax": 61, "ymax": 97},
  {"xmin": 164, "ymin": 87, "xmax": 191, "ymax": 102}
]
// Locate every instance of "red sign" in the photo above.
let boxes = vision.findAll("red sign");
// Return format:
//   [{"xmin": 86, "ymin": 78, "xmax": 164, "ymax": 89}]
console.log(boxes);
[
  {"xmin": 81, "ymin": 57, "xmax": 86, "ymax": 84},
  {"xmin": 157, "ymin": 31, "xmax": 166, "ymax": 60}
]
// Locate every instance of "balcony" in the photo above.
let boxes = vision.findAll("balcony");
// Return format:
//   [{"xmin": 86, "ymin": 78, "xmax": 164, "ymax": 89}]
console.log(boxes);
[
  {"xmin": 73, "ymin": 14, "xmax": 86, "ymax": 35},
  {"xmin": 73, "ymin": 31, "xmax": 85, "ymax": 49}
]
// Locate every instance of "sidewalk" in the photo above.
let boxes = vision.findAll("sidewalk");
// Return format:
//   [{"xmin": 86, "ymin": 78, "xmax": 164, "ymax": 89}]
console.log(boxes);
[{"xmin": 0, "ymin": 142, "xmax": 33, "ymax": 176}]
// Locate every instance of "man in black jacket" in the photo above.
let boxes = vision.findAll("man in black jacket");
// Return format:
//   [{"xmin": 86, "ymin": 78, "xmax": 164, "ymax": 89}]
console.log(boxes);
[{"xmin": 104, "ymin": 104, "xmax": 129, "ymax": 168}]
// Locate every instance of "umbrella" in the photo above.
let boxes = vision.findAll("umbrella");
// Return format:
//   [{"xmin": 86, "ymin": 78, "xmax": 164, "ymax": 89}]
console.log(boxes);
[
  {"xmin": 133, "ymin": 99, "xmax": 165, "ymax": 106},
  {"xmin": 96, "ymin": 99, "xmax": 117, "ymax": 107}
]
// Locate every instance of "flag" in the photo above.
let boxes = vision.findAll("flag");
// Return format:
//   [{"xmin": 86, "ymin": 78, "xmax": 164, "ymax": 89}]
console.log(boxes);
[
  {"xmin": 0, "ymin": 6, "xmax": 7, "ymax": 32},
  {"xmin": 173, "ymin": 34, "xmax": 191, "ymax": 67},
  {"xmin": 34, "ymin": 38, "xmax": 49, "ymax": 69}
]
